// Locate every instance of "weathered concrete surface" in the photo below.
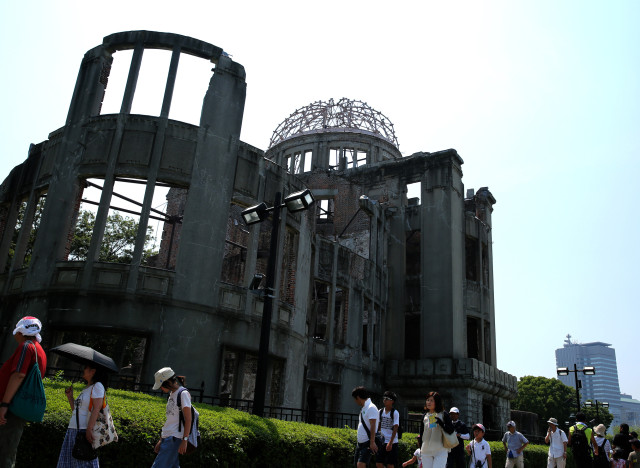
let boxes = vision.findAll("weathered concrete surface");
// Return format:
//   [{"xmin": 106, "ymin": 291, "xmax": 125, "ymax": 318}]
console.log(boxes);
[{"xmin": 0, "ymin": 32, "xmax": 515, "ymax": 428}]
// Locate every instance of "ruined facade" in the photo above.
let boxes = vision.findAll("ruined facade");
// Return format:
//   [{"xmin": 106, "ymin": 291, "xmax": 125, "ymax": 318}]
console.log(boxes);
[{"xmin": 0, "ymin": 31, "xmax": 516, "ymax": 426}]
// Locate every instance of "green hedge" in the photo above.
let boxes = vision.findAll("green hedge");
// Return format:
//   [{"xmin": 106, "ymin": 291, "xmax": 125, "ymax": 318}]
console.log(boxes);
[{"xmin": 18, "ymin": 381, "xmax": 582, "ymax": 467}]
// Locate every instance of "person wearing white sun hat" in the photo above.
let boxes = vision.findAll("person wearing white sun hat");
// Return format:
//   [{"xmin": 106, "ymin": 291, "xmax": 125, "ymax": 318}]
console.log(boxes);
[
  {"xmin": 0, "ymin": 316, "xmax": 47, "ymax": 467},
  {"xmin": 151, "ymin": 367, "xmax": 193, "ymax": 468}
]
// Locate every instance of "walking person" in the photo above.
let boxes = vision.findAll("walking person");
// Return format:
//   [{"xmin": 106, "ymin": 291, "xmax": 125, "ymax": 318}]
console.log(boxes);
[
  {"xmin": 0, "ymin": 316, "xmax": 47, "ymax": 468},
  {"xmin": 568, "ymin": 412, "xmax": 599, "ymax": 468},
  {"xmin": 447, "ymin": 407, "xmax": 470, "ymax": 468},
  {"xmin": 57, "ymin": 363, "xmax": 107, "ymax": 467},
  {"xmin": 591, "ymin": 424, "xmax": 611, "ymax": 468},
  {"xmin": 377, "ymin": 390, "xmax": 400, "ymax": 468},
  {"xmin": 545, "ymin": 417, "xmax": 568, "ymax": 468},
  {"xmin": 418, "ymin": 391, "xmax": 455, "ymax": 468},
  {"xmin": 466, "ymin": 424, "xmax": 492, "ymax": 468},
  {"xmin": 612, "ymin": 423, "xmax": 633, "ymax": 460},
  {"xmin": 502, "ymin": 421, "xmax": 528, "ymax": 467},
  {"xmin": 352, "ymin": 386, "xmax": 379, "ymax": 468},
  {"xmin": 151, "ymin": 368, "xmax": 193, "ymax": 468}
]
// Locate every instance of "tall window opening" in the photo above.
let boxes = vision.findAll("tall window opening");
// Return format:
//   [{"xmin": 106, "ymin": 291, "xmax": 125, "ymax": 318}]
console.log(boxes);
[
  {"xmin": 465, "ymin": 236, "xmax": 478, "ymax": 281},
  {"xmin": 467, "ymin": 317, "xmax": 480, "ymax": 360},
  {"xmin": 312, "ymin": 282, "xmax": 329, "ymax": 339},
  {"xmin": 221, "ymin": 203, "xmax": 249, "ymax": 285},
  {"xmin": 333, "ymin": 287, "xmax": 348, "ymax": 345},
  {"xmin": 220, "ymin": 348, "xmax": 284, "ymax": 406},
  {"xmin": 407, "ymin": 182, "xmax": 421, "ymax": 205},
  {"xmin": 362, "ymin": 300, "xmax": 370, "ymax": 352},
  {"xmin": 303, "ymin": 150, "xmax": 313, "ymax": 172},
  {"xmin": 404, "ymin": 314, "xmax": 420, "ymax": 359},
  {"xmin": 279, "ymin": 229, "xmax": 298, "ymax": 304}
]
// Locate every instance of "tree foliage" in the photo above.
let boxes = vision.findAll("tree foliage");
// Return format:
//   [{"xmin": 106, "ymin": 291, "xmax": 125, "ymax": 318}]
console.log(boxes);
[
  {"xmin": 582, "ymin": 400, "xmax": 614, "ymax": 429},
  {"xmin": 512, "ymin": 376, "xmax": 616, "ymax": 432},
  {"xmin": 69, "ymin": 209, "xmax": 157, "ymax": 263},
  {"xmin": 512, "ymin": 376, "xmax": 576, "ymax": 430}
]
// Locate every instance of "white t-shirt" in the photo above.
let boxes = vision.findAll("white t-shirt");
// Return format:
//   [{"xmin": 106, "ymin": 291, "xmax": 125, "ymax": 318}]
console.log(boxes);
[
  {"xmin": 357, "ymin": 398, "xmax": 379, "ymax": 443},
  {"xmin": 162, "ymin": 387, "xmax": 192, "ymax": 438},
  {"xmin": 468, "ymin": 439, "xmax": 491, "ymax": 467},
  {"xmin": 413, "ymin": 448, "xmax": 423, "ymax": 468},
  {"xmin": 69, "ymin": 383, "xmax": 105, "ymax": 429},
  {"xmin": 380, "ymin": 408, "xmax": 400, "ymax": 443},
  {"xmin": 548, "ymin": 428, "xmax": 568, "ymax": 458}
]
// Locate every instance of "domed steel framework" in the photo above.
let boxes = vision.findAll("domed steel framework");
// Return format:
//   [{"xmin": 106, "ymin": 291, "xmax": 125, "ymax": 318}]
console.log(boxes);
[{"xmin": 269, "ymin": 98, "xmax": 399, "ymax": 149}]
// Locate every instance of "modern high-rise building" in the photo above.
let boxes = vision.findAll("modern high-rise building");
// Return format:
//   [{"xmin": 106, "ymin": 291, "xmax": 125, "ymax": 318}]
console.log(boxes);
[{"xmin": 555, "ymin": 335, "xmax": 623, "ymax": 426}]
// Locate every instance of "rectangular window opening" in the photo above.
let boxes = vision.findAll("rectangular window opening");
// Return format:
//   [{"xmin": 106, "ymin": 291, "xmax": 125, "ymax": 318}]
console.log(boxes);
[
  {"xmin": 329, "ymin": 148, "xmax": 340, "ymax": 168},
  {"xmin": 313, "ymin": 282, "xmax": 329, "ymax": 339},
  {"xmin": 303, "ymin": 150, "xmax": 313, "ymax": 172},
  {"xmin": 70, "ymin": 178, "xmax": 168, "ymax": 266},
  {"xmin": 407, "ymin": 182, "xmax": 421, "ymax": 206},
  {"xmin": 100, "ymin": 49, "xmax": 134, "ymax": 115},
  {"xmin": 221, "ymin": 203, "xmax": 249, "ymax": 285}
]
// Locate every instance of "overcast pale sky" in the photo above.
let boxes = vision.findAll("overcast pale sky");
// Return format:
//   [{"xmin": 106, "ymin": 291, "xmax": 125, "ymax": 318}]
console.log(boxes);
[{"xmin": 1, "ymin": 1, "xmax": 639, "ymax": 398}]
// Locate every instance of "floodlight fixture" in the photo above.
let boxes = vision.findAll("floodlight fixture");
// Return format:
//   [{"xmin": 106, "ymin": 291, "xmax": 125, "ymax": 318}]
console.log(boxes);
[
  {"xmin": 601, "ymin": 401, "xmax": 609, "ymax": 408},
  {"xmin": 241, "ymin": 202, "xmax": 269, "ymax": 225},
  {"xmin": 557, "ymin": 367, "xmax": 570, "ymax": 376},
  {"xmin": 584, "ymin": 401, "xmax": 593, "ymax": 408},
  {"xmin": 583, "ymin": 367, "xmax": 596, "ymax": 375},
  {"xmin": 249, "ymin": 274, "xmax": 265, "ymax": 290},
  {"xmin": 283, "ymin": 189, "xmax": 315, "ymax": 213}
]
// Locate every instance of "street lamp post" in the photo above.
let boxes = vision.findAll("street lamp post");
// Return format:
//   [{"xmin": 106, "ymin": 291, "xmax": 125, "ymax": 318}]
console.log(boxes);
[
  {"xmin": 241, "ymin": 189, "xmax": 314, "ymax": 418},
  {"xmin": 557, "ymin": 364, "xmax": 596, "ymax": 412},
  {"xmin": 584, "ymin": 400, "xmax": 609, "ymax": 424}
]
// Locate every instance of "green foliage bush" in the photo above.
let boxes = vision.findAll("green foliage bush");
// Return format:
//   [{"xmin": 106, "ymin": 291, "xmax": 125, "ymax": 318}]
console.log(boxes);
[
  {"xmin": 18, "ymin": 381, "xmax": 584, "ymax": 467},
  {"xmin": 19, "ymin": 380, "xmax": 414, "ymax": 467}
]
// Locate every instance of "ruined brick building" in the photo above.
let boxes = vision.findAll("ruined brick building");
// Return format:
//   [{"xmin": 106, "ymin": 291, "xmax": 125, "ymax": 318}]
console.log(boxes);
[{"xmin": 0, "ymin": 31, "xmax": 516, "ymax": 426}]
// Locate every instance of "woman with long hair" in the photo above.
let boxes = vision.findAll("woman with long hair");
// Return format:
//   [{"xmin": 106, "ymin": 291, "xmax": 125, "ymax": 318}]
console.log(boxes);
[
  {"xmin": 57, "ymin": 364, "xmax": 108, "ymax": 467},
  {"xmin": 418, "ymin": 391, "xmax": 455, "ymax": 468}
]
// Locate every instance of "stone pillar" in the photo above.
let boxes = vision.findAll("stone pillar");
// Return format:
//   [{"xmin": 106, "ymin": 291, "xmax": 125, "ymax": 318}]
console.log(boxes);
[
  {"xmin": 419, "ymin": 150, "xmax": 465, "ymax": 359},
  {"xmin": 172, "ymin": 55, "xmax": 246, "ymax": 306},
  {"xmin": 25, "ymin": 45, "xmax": 111, "ymax": 290}
]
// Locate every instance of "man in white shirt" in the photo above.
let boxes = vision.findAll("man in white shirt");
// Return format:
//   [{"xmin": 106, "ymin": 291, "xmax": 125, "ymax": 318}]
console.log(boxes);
[
  {"xmin": 545, "ymin": 417, "xmax": 568, "ymax": 468},
  {"xmin": 353, "ymin": 386, "xmax": 379, "ymax": 468}
]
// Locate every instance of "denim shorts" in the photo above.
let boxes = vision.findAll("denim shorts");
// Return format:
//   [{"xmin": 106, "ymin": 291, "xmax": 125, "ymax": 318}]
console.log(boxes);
[{"xmin": 354, "ymin": 441, "xmax": 373, "ymax": 464}]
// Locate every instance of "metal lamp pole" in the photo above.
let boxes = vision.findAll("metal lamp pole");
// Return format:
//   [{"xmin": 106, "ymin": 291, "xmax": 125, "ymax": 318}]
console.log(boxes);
[
  {"xmin": 252, "ymin": 192, "xmax": 281, "ymax": 418},
  {"xmin": 573, "ymin": 363, "xmax": 581, "ymax": 412}
]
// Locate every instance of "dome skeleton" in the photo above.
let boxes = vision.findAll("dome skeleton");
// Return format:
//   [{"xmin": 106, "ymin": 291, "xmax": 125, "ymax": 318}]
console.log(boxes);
[{"xmin": 269, "ymin": 98, "xmax": 399, "ymax": 149}]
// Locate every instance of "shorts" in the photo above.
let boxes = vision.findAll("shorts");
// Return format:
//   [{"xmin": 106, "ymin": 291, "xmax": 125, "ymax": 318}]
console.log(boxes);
[
  {"xmin": 377, "ymin": 442, "xmax": 398, "ymax": 465},
  {"xmin": 354, "ymin": 441, "xmax": 373, "ymax": 464}
]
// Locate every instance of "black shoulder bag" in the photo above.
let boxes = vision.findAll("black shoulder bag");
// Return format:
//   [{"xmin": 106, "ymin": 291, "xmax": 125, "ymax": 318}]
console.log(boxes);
[
  {"xmin": 72, "ymin": 390, "xmax": 98, "ymax": 461},
  {"xmin": 360, "ymin": 410, "xmax": 384, "ymax": 448}
]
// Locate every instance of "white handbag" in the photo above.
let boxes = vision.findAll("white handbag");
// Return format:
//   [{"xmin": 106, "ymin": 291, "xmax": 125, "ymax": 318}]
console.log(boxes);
[{"xmin": 90, "ymin": 391, "xmax": 118, "ymax": 449}]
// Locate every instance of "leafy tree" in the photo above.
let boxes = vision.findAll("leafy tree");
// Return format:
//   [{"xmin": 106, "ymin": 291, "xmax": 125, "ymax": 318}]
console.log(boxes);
[
  {"xmin": 69, "ymin": 209, "xmax": 157, "ymax": 264},
  {"xmin": 511, "ymin": 376, "xmax": 576, "ymax": 432},
  {"xmin": 582, "ymin": 400, "xmax": 614, "ymax": 429}
]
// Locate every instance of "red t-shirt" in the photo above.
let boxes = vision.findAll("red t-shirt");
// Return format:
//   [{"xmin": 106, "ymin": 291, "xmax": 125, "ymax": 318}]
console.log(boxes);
[{"xmin": 0, "ymin": 340, "xmax": 47, "ymax": 401}]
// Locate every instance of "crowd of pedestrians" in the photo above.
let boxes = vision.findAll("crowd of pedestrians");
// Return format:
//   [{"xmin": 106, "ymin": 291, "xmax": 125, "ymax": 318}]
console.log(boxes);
[
  {"xmin": 2, "ymin": 316, "xmax": 640, "ymax": 468},
  {"xmin": 353, "ymin": 386, "xmax": 640, "ymax": 468}
]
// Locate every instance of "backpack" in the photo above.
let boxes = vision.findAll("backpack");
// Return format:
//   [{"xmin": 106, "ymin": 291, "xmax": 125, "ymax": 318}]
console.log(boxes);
[
  {"xmin": 8, "ymin": 341, "xmax": 46, "ymax": 422},
  {"xmin": 378, "ymin": 408, "xmax": 403, "ymax": 440},
  {"xmin": 570, "ymin": 424, "xmax": 592, "ymax": 458},
  {"xmin": 593, "ymin": 439, "xmax": 609, "ymax": 468},
  {"xmin": 176, "ymin": 388, "xmax": 201, "ymax": 455}
]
